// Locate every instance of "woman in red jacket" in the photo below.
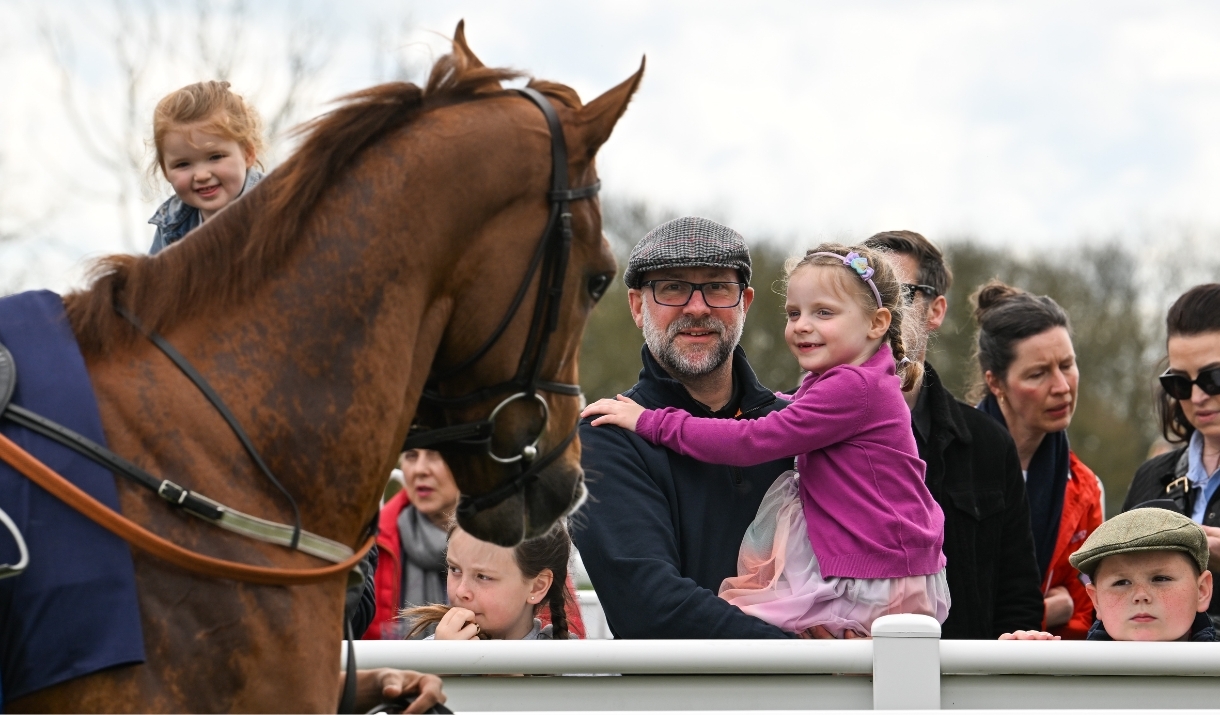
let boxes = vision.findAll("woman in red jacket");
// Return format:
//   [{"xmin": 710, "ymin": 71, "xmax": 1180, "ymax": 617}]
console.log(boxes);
[
  {"xmin": 365, "ymin": 449, "xmax": 462, "ymax": 639},
  {"xmin": 971, "ymin": 280, "xmax": 1103, "ymax": 639}
]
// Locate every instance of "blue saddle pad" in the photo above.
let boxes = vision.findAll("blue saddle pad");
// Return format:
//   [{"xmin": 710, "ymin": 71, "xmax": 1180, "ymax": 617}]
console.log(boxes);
[{"xmin": 0, "ymin": 290, "xmax": 144, "ymax": 707}]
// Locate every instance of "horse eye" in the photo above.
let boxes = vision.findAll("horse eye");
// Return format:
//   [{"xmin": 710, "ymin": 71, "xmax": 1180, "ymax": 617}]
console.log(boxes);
[{"xmin": 587, "ymin": 273, "xmax": 611, "ymax": 301}]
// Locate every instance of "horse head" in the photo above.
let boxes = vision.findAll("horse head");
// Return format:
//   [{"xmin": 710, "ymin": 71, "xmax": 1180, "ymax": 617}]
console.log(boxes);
[{"xmin": 416, "ymin": 23, "xmax": 644, "ymax": 546}]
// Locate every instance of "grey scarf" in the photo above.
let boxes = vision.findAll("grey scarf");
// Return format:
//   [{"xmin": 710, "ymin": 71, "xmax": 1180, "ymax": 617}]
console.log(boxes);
[{"xmin": 397, "ymin": 505, "xmax": 448, "ymax": 608}]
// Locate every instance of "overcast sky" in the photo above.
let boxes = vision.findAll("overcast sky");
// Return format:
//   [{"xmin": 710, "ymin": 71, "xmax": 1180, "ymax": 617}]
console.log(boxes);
[{"xmin": 4, "ymin": 1, "xmax": 1220, "ymax": 292}]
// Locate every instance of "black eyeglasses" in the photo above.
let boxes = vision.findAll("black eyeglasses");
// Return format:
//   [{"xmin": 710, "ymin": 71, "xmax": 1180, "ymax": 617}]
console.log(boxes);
[
  {"xmin": 902, "ymin": 284, "xmax": 939, "ymax": 304},
  {"xmin": 1160, "ymin": 366, "xmax": 1220, "ymax": 400},
  {"xmin": 643, "ymin": 280, "xmax": 747, "ymax": 308}
]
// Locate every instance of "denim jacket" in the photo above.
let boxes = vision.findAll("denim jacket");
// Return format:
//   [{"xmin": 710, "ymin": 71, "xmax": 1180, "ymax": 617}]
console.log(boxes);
[{"xmin": 147, "ymin": 168, "xmax": 263, "ymax": 255}]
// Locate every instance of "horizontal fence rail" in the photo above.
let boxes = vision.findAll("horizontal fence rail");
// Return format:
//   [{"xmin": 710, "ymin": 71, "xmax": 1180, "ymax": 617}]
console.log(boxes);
[
  {"xmin": 345, "ymin": 615, "xmax": 1220, "ymax": 711},
  {"xmin": 939, "ymin": 640, "xmax": 1220, "ymax": 676},
  {"xmin": 349, "ymin": 638, "xmax": 874, "ymax": 675}
]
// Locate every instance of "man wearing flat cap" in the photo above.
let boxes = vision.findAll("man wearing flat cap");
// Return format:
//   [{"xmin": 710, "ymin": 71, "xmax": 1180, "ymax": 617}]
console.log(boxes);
[{"xmin": 573, "ymin": 217, "xmax": 793, "ymax": 638}]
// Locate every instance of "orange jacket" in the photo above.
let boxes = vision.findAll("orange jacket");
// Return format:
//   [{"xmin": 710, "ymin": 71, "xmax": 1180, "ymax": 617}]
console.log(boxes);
[{"xmin": 1043, "ymin": 452, "xmax": 1104, "ymax": 639}]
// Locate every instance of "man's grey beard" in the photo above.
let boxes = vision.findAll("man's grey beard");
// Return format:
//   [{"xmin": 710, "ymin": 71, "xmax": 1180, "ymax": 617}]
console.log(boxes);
[{"xmin": 642, "ymin": 308, "xmax": 744, "ymax": 378}]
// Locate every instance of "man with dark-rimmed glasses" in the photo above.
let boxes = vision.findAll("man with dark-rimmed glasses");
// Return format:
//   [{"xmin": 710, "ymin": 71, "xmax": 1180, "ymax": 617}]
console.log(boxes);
[{"xmin": 573, "ymin": 216, "xmax": 794, "ymax": 639}]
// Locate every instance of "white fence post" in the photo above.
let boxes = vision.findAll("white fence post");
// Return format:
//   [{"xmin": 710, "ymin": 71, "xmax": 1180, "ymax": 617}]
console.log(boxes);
[{"xmin": 871, "ymin": 614, "xmax": 941, "ymax": 710}]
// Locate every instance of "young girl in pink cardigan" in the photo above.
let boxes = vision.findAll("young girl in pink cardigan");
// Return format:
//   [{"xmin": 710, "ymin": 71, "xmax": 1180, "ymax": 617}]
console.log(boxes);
[{"xmin": 584, "ymin": 244, "xmax": 948, "ymax": 638}]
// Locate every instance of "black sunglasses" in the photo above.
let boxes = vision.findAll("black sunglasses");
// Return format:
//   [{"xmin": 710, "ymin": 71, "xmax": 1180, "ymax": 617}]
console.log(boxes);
[
  {"xmin": 902, "ymin": 284, "xmax": 939, "ymax": 304},
  {"xmin": 1159, "ymin": 366, "xmax": 1220, "ymax": 400}
]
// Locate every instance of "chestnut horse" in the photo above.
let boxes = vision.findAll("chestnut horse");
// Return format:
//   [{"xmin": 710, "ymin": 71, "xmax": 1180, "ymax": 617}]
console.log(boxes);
[{"xmin": 11, "ymin": 25, "xmax": 641, "ymax": 712}]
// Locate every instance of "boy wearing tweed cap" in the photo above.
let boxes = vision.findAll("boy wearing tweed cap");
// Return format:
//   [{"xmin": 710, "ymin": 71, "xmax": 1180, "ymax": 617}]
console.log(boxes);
[{"xmin": 1002, "ymin": 508, "xmax": 1215, "ymax": 641}]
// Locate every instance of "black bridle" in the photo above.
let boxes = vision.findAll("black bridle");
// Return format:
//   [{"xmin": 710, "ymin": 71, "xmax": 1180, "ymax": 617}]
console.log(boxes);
[{"xmin": 402, "ymin": 87, "xmax": 599, "ymax": 520}]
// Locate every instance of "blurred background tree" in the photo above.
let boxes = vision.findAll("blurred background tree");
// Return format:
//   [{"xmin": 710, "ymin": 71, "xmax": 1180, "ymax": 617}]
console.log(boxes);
[
  {"xmin": 929, "ymin": 242, "xmax": 1156, "ymax": 516},
  {"xmin": 579, "ymin": 200, "xmax": 1220, "ymax": 516}
]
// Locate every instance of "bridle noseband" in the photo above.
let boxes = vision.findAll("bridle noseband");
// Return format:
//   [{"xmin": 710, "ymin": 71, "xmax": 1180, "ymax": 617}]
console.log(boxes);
[{"xmin": 403, "ymin": 87, "xmax": 600, "ymax": 520}]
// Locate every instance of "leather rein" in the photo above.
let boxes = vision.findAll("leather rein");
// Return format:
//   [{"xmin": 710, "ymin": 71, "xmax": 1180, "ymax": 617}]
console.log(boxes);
[{"xmin": 0, "ymin": 87, "xmax": 596, "ymax": 584}]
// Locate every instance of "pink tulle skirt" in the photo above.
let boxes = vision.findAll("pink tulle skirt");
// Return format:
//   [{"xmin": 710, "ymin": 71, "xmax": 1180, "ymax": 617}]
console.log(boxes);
[{"xmin": 720, "ymin": 471, "xmax": 950, "ymax": 638}]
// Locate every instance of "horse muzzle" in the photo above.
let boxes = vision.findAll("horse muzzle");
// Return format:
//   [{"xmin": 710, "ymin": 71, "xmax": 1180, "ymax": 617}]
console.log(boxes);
[{"xmin": 456, "ymin": 459, "xmax": 585, "ymax": 547}]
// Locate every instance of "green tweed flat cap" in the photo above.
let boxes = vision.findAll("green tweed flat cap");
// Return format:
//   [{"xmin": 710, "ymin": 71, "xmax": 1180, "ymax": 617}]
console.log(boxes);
[{"xmin": 1069, "ymin": 508, "xmax": 1208, "ymax": 577}]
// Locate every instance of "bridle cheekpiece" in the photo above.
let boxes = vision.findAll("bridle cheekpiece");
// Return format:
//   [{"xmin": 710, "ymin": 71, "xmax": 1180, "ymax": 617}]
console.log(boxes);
[{"xmin": 403, "ymin": 87, "xmax": 600, "ymax": 521}]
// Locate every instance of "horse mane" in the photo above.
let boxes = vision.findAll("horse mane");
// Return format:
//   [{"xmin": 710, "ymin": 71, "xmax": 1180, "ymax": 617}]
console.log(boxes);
[{"xmin": 66, "ymin": 35, "xmax": 584, "ymax": 356}]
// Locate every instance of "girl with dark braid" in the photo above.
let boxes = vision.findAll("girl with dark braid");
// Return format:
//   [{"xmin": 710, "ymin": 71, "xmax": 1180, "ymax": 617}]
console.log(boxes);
[
  {"xmin": 584, "ymin": 243, "xmax": 948, "ymax": 638},
  {"xmin": 401, "ymin": 522, "xmax": 576, "ymax": 640}
]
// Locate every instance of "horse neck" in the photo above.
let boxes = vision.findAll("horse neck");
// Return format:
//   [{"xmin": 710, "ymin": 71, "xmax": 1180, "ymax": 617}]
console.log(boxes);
[
  {"xmin": 192, "ymin": 212, "xmax": 455, "ymax": 541},
  {"xmin": 157, "ymin": 133, "xmax": 542, "ymax": 542}
]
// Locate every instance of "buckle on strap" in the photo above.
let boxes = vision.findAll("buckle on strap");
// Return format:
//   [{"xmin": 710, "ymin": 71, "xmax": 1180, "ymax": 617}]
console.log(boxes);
[
  {"xmin": 1166, "ymin": 476, "xmax": 1191, "ymax": 495},
  {"xmin": 157, "ymin": 480, "xmax": 188, "ymax": 504},
  {"xmin": 156, "ymin": 480, "xmax": 353, "ymax": 563},
  {"xmin": 157, "ymin": 480, "xmax": 224, "ymax": 521}
]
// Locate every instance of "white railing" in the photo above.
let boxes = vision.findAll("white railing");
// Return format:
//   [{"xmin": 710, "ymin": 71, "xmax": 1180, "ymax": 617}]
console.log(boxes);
[{"xmin": 345, "ymin": 615, "xmax": 1220, "ymax": 712}]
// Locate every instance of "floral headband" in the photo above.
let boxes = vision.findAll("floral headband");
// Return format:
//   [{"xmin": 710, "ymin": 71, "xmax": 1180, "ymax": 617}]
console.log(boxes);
[{"xmin": 808, "ymin": 251, "xmax": 883, "ymax": 308}]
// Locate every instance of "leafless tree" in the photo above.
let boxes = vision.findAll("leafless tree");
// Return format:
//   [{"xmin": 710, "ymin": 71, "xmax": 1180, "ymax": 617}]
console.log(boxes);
[
  {"xmin": 38, "ymin": 0, "xmax": 162, "ymax": 252},
  {"xmin": 36, "ymin": 0, "xmax": 335, "ymax": 251},
  {"xmin": 370, "ymin": 13, "xmax": 425, "ymax": 84}
]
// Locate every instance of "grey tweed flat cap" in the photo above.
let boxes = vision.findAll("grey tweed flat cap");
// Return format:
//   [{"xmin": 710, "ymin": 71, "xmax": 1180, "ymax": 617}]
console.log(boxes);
[
  {"xmin": 623, "ymin": 217, "xmax": 752, "ymax": 289},
  {"xmin": 1068, "ymin": 507, "xmax": 1208, "ymax": 577}
]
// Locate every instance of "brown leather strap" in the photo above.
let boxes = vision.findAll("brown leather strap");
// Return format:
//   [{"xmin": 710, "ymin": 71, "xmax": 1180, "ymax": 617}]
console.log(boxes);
[{"xmin": 0, "ymin": 432, "xmax": 373, "ymax": 585}]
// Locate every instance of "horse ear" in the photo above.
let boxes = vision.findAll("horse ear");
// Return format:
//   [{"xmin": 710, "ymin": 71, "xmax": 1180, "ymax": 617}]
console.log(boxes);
[
  {"xmin": 453, "ymin": 20, "xmax": 487, "ymax": 70},
  {"xmin": 575, "ymin": 57, "xmax": 645, "ymax": 160}
]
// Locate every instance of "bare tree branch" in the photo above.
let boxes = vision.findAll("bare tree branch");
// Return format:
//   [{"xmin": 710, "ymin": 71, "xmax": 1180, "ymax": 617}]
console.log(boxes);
[
  {"xmin": 38, "ymin": 17, "xmax": 125, "ymax": 174},
  {"xmin": 371, "ymin": 14, "xmax": 420, "ymax": 83},
  {"xmin": 194, "ymin": 0, "xmax": 248, "ymax": 81},
  {"xmin": 25, "ymin": 0, "xmax": 394, "ymax": 259},
  {"xmin": 263, "ymin": 15, "xmax": 334, "ymax": 151},
  {"xmin": 38, "ymin": 0, "xmax": 165, "ymax": 251}
]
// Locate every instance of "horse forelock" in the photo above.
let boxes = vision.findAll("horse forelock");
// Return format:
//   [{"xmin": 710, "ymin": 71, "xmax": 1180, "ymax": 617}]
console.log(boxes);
[{"xmin": 65, "ymin": 44, "xmax": 584, "ymax": 357}]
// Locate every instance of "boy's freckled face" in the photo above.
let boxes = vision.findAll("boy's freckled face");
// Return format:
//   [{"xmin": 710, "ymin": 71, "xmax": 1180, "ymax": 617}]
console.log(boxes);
[
  {"xmin": 161, "ymin": 124, "xmax": 254, "ymax": 221},
  {"xmin": 1086, "ymin": 550, "xmax": 1212, "ymax": 641}
]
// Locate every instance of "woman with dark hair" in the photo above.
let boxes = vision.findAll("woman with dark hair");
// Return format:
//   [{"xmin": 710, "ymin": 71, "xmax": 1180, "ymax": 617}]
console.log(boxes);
[
  {"xmin": 971, "ymin": 280, "xmax": 1103, "ymax": 639},
  {"xmin": 364, "ymin": 449, "xmax": 463, "ymax": 639},
  {"xmin": 1122, "ymin": 283, "xmax": 1220, "ymax": 625}
]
